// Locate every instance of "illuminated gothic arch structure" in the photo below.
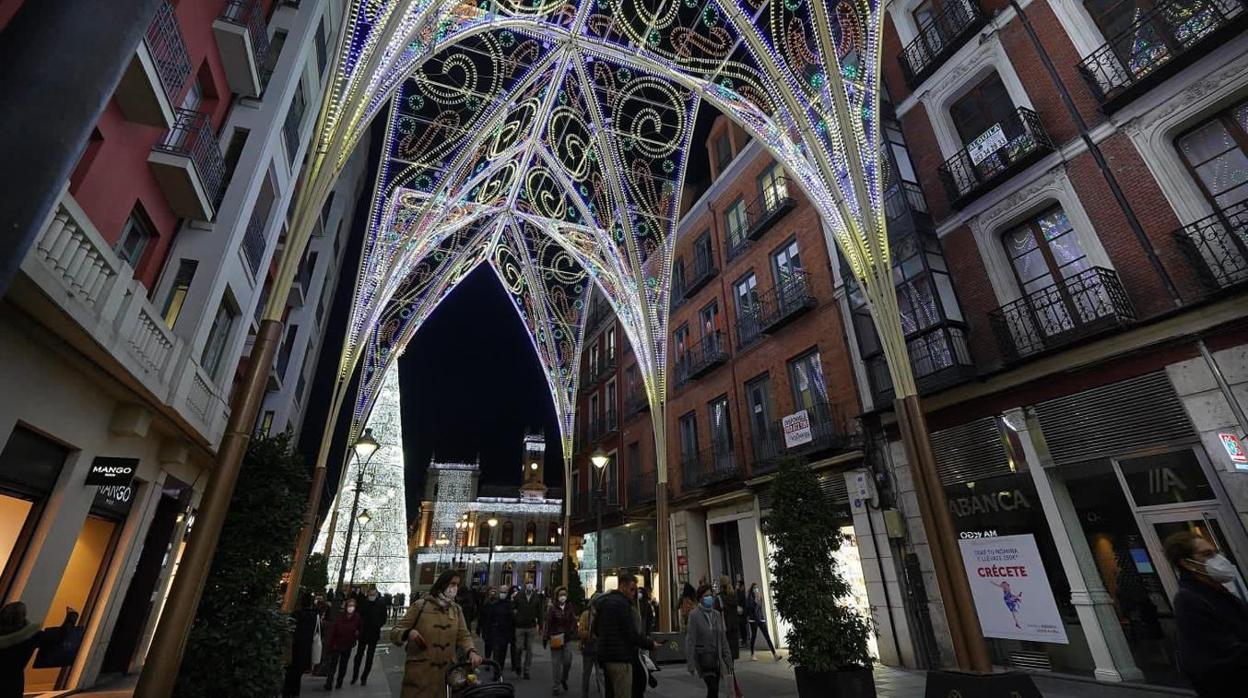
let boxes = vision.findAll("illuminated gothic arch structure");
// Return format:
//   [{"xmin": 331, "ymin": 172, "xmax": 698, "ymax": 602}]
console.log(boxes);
[{"xmin": 288, "ymin": 0, "xmax": 922, "ymax": 618}]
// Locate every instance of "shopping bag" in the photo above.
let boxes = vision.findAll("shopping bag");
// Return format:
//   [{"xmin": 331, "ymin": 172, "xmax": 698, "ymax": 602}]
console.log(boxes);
[
  {"xmin": 550, "ymin": 632, "xmax": 565, "ymax": 649},
  {"xmin": 310, "ymin": 615, "xmax": 323, "ymax": 666},
  {"xmin": 732, "ymin": 672, "xmax": 744, "ymax": 698}
]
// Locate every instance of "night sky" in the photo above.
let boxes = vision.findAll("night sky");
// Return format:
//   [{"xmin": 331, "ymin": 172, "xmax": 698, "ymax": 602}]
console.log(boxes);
[{"xmin": 301, "ymin": 104, "xmax": 721, "ymax": 525}]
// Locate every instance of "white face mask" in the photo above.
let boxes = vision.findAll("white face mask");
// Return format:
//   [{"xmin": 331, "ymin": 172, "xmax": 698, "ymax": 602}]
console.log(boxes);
[
  {"xmin": 1191, "ymin": 553, "xmax": 1237, "ymax": 583},
  {"xmin": 557, "ymin": 594, "xmax": 568, "ymax": 604},
  {"xmin": 443, "ymin": 585, "xmax": 459, "ymax": 601}
]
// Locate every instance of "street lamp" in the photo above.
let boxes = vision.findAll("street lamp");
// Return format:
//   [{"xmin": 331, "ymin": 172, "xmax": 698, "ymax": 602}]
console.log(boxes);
[
  {"xmin": 337, "ymin": 428, "xmax": 380, "ymax": 591},
  {"xmin": 350, "ymin": 509, "xmax": 371, "ymax": 586},
  {"xmin": 485, "ymin": 517, "xmax": 498, "ymax": 586},
  {"xmin": 590, "ymin": 448, "xmax": 608, "ymax": 593}
]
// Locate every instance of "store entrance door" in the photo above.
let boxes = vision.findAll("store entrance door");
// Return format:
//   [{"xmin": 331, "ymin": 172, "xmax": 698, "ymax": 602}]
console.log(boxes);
[{"xmin": 1138, "ymin": 509, "xmax": 1248, "ymax": 601}]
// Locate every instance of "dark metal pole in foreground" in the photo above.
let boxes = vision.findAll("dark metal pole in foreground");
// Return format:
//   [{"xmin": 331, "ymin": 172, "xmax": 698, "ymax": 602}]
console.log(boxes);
[{"xmin": 337, "ymin": 466, "xmax": 366, "ymax": 590}]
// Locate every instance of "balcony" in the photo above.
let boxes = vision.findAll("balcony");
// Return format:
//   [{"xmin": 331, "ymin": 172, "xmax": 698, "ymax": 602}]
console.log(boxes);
[
  {"xmin": 746, "ymin": 180, "xmax": 796, "ymax": 240},
  {"xmin": 213, "ymin": 0, "xmax": 270, "ymax": 97},
  {"xmin": 627, "ymin": 469, "xmax": 657, "ymax": 507},
  {"xmin": 938, "ymin": 108, "xmax": 1054, "ymax": 209},
  {"xmin": 681, "ymin": 446, "xmax": 742, "ymax": 491},
  {"xmin": 988, "ymin": 267, "xmax": 1136, "ymax": 362},
  {"xmin": 898, "ymin": 0, "xmax": 988, "ymax": 88},
  {"xmin": 865, "ymin": 323, "xmax": 976, "ymax": 404},
  {"xmin": 677, "ymin": 332, "xmax": 729, "ymax": 383},
  {"xmin": 751, "ymin": 400, "xmax": 850, "ymax": 471},
  {"xmin": 1077, "ymin": 0, "xmax": 1247, "ymax": 112},
  {"xmin": 241, "ymin": 206, "xmax": 268, "ymax": 279},
  {"xmin": 726, "ymin": 225, "xmax": 751, "ymax": 262},
  {"xmin": 148, "ymin": 109, "xmax": 227, "ymax": 221},
  {"xmin": 1175, "ymin": 201, "xmax": 1248, "ymax": 291},
  {"xmin": 682, "ymin": 253, "xmax": 718, "ymax": 299},
  {"xmin": 289, "ymin": 257, "xmax": 315, "ymax": 307},
  {"xmin": 587, "ymin": 413, "xmax": 618, "ymax": 443},
  {"xmin": 625, "ymin": 388, "xmax": 650, "ymax": 418},
  {"xmin": 755, "ymin": 270, "xmax": 817, "ymax": 333},
  {"xmin": 115, "ymin": 1, "xmax": 189, "ymax": 127}
]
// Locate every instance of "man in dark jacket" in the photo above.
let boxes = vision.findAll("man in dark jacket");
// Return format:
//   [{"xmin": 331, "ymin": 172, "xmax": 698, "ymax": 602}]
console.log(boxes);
[
  {"xmin": 483, "ymin": 585, "xmax": 516, "ymax": 670},
  {"xmin": 512, "ymin": 581, "xmax": 545, "ymax": 679},
  {"xmin": 592, "ymin": 574, "xmax": 656, "ymax": 698},
  {"xmin": 1165, "ymin": 531, "xmax": 1248, "ymax": 697},
  {"xmin": 351, "ymin": 588, "xmax": 389, "ymax": 686}
]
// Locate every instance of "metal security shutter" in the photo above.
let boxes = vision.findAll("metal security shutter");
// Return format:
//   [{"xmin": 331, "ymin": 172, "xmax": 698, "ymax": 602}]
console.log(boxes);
[
  {"xmin": 1034, "ymin": 371, "xmax": 1196, "ymax": 466},
  {"xmin": 757, "ymin": 472, "xmax": 848, "ymax": 510},
  {"xmin": 931, "ymin": 417, "xmax": 1012, "ymax": 486}
]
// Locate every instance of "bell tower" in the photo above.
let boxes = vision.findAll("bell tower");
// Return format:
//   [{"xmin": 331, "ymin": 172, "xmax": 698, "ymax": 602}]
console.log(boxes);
[{"xmin": 520, "ymin": 432, "xmax": 547, "ymax": 499}]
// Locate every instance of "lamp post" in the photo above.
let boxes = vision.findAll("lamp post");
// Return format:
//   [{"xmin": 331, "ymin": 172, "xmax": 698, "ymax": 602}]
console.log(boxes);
[
  {"xmin": 590, "ymin": 448, "xmax": 608, "ymax": 593},
  {"xmin": 337, "ymin": 428, "xmax": 380, "ymax": 591},
  {"xmin": 350, "ymin": 509, "xmax": 371, "ymax": 586},
  {"xmin": 485, "ymin": 517, "xmax": 498, "ymax": 586}
]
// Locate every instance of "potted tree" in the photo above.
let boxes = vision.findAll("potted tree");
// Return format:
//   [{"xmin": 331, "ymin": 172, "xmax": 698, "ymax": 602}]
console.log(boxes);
[{"xmin": 763, "ymin": 459, "xmax": 876, "ymax": 698}]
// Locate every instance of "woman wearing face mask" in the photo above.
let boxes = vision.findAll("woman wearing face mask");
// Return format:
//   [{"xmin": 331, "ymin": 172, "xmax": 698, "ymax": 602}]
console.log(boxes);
[
  {"xmin": 743, "ymin": 583, "xmax": 780, "ymax": 662},
  {"xmin": 684, "ymin": 585, "xmax": 733, "ymax": 698},
  {"xmin": 391, "ymin": 569, "xmax": 482, "ymax": 698},
  {"xmin": 1164, "ymin": 530, "xmax": 1248, "ymax": 697},
  {"xmin": 543, "ymin": 586, "xmax": 578, "ymax": 695},
  {"xmin": 323, "ymin": 597, "xmax": 362, "ymax": 690}
]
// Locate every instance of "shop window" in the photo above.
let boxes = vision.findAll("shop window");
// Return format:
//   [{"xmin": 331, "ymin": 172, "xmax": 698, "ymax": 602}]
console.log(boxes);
[
  {"xmin": 949, "ymin": 73, "xmax": 1016, "ymax": 147},
  {"xmin": 502, "ymin": 521, "xmax": 514, "ymax": 546},
  {"xmin": 116, "ymin": 207, "xmax": 156, "ymax": 272},
  {"xmin": 0, "ymin": 427, "xmax": 70, "ymax": 598},
  {"xmin": 525, "ymin": 521, "xmax": 537, "ymax": 545},
  {"xmin": 787, "ymin": 350, "xmax": 825, "ymax": 413},
  {"xmin": 161, "ymin": 259, "xmax": 197, "ymax": 328},
  {"xmin": 1176, "ymin": 99, "xmax": 1248, "ymax": 211}
]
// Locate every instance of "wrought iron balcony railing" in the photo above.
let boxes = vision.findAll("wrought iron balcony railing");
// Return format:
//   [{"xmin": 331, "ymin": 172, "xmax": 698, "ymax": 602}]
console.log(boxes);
[
  {"xmin": 1077, "ymin": 0, "xmax": 1246, "ymax": 111},
  {"xmin": 219, "ymin": 0, "xmax": 271, "ymax": 72},
  {"xmin": 153, "ymin": 108, "xmax": 228, "ymax": 211},
  {"xmin": 899, "ymin": 0, "xmax": 988, "ymax": 87},
  {"xmin": 746, "ymin": 179, "xmax": 796, "ymax": 240},
  {"xmin": 627, "ymin": 469, "xmax": 657, "ymax": 507},
  {"xmin": 677, "ymin": 332, "xmax": 729, "ymax": 383},
  {"xmin": 147, "ymin": 1, "xmax": 192, "ymax": 104},
  {"xmin": 625, "ymin": 387, "xmax": 650, "ymax": 418},
  {"xmin": 938, "ymin": 108, "xmax": 1054, "ymax": 208},
  {"xmin": 751, "ymin": 399, "xmax": 849, "ymax": 471},
  {"xmin": 682, "ymin": 445, "xmax": 742, "ymax": 491},
  {"xmin": 682, "ymin": 252, "xmax": 718, "ymax": 299},
  {"xmin": 736, "ymin": 309, "xmax": 764, "ymax": 349},
  {"xmin": 726, "ymin": 225, "xmax": 751, "ymax": 262},
  {"xmin": 865, "ymin": 323, "xmax": 975, "ymax": 403},
  {"xmin": 754, "ymin": 270, "xmax": 817, "ymax": 333},
  {"xmin": 1175, "ymin": 200, "xmax": 1248, "ymax": 290},
  {"xmin": 241, "ymin": 203, "xmax": 268, "ymax": 276},
  {"xmin": 988, "ymin": 267, "xmax": 1136, "ymax": 361}
]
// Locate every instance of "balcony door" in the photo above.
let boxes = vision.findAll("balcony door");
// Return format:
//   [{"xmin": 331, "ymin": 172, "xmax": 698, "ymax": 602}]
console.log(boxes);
[
  {"xmin": 746, "ymin": 374, "xmax": 776, "ymax": 461},
  {"xmin": 771, "ymin": 239, "xmax": 803, "ymax": 296},
  {"xmin": 787, "ymin": 351, "xmax": 826, "ymax": 414},
  {"xmin": 699, "ymin": 300, "xmax": 721, "ymax": 350},
  {"xmin": 708, "ymin": 396, "xmax": 734, "ymax": 474},
  {"xmin": 759, "ymin": 163, "xmax": 788, "ymax": 212},
  {"xmin": 1002, "ymin": 206, "xmax": 1097, "ymax": 339},
  {"xmin": 1177, "ymin": 100, "xmax": 1248, "ymax": 213},
  {"xmin": 950, "ymin": 73, "xmax": 1018, "ymax": 180},
  {"xmin": 734, "ymin": 273, "xmax": 760, "ymax": 344}
]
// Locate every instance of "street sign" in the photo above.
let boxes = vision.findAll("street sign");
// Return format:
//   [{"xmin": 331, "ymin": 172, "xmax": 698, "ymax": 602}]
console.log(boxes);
[
  {"xmin": 967, "ymin": 123, "xmax": 1008, "ymax": 165},
  {"xmin": 781, "ymin": 410, "xmax": 812, "ymax": 448},
  {"xmin": 1220, "ymin": 433, "xmax": 1247, "ymax": 468}
]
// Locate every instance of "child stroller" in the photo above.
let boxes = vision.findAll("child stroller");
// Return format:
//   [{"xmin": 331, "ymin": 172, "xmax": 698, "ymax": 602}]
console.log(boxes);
[{"xmin": 445, "ymin": 659, "xmax": 513, "ymax": 698}]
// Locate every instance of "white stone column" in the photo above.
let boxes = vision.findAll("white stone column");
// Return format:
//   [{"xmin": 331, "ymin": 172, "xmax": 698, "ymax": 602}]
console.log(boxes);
[{"xmin": 1007, "ymin": 407, "xmax": 1142, "ymax": 682}]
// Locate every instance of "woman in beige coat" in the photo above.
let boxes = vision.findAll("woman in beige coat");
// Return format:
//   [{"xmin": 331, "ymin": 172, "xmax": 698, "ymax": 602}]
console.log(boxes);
[{"xmin": 390, "ymin": 570, "xmax": 483, "ymax": 698}]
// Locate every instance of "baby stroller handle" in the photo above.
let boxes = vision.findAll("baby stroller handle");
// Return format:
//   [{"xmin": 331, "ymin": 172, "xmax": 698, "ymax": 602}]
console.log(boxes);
[{"xmin": 445, "ymin": 658, "xmax": 503, "ymax": 684}]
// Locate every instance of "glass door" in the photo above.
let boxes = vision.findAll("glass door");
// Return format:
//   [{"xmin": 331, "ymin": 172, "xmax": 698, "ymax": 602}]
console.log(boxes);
[{"xmin": 1138, "ymin": 509, "xmax": 1248, "ymax": 601}]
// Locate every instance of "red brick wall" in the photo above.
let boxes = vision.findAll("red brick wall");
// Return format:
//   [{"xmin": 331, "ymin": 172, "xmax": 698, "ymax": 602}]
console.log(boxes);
[
  {"xmin": 881, "ymin": 16, "xmax": 911, "ymax": 104},
  {"xmin": 940, "ymin": 224, "xmax": 1003, "ymax": 368}
]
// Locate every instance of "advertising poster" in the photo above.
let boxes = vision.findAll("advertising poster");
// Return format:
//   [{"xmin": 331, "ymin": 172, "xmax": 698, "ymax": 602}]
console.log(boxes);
[
  {"xmin": 781, "ymin": 410, "xmax": 812, "ymax": 448},
  {"xmin": 959, "ymin": 534, "xmax": 1068, "ymax": 644}
]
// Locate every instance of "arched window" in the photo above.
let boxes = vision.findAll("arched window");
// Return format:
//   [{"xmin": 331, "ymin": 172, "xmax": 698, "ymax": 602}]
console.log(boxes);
[
  {"xmin": 548, "ymin": 522, "xmax": 559, "ymax": 546},
  {"xmin": 502, "ymin": 521, "xmax": 514, "ymax": 546},
  {"xmin": 525, "ymin": 521, "xmax": 537, "ymax": 545}
]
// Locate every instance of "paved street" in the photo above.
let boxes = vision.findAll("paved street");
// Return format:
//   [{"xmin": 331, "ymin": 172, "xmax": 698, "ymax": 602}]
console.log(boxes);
[{"xmin": 288, "ymin": 635, "xmax": 1194, "ymax": 698}]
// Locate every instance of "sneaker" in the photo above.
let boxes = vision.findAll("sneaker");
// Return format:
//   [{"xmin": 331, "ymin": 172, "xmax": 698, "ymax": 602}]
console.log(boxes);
[
  {"xmin": 773, "ymin": 652, "xmax": 782, "ymax": 662},
  {"xmin": 750, "ymin": 654, "xmax": 757, "ymax": 661}
]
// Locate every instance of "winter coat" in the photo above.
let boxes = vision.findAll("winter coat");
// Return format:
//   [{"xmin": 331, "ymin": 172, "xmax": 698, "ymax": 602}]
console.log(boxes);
[
  {"xmin": 591, "ymin": 591, "xmax": 651, "ymax": 664},
  {"xmin": 359, "ymin": 596, "xmax": 389, "ymax": 643},
  {"xmin": 482, "ymin": 598, "xmax": 515, "ymax": 646},
  {"xmin": 716, "ymin": 591, "xmax": 741, "ymax": 638},
  {"xmin": 1174, "ymin": 573, "xmax": 1248, "ymax": 697},
  {"xmin": 543, "ymin": 602, "xmax": 578, "ymax": 642},
  {"xmin": 684, "ymin": 607, "xmax": 732, "ymax": 679},
  {"xmin": 0, "ymin": 622, "xmax": 42, "ymax": 698},
  {"xmin": 390, "ymin": 596, "xmax": 476, "ymax": 698},
  {"xmin": 512, "ymin": 590, "xmax": 544, "ymax": 628},
  {"xmin": 327, "ymin": 611, "xmax": 362, "ymax": 653}
]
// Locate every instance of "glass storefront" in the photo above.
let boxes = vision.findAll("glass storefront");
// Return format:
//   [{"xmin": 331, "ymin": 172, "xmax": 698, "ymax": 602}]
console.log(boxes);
[{"xmin": 1062, "ymin": 448, "xmax": 1248, "ymax": 688}]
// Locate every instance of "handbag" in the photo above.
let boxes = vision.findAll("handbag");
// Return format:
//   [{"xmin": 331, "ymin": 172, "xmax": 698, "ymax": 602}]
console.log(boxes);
[
  {"xmin": 310, "ymin": 614, "xmax": 323, "ymax": 666},
  {"xmin": 550, "ymin": 632, "xmax": 565, "ymax": 649}
]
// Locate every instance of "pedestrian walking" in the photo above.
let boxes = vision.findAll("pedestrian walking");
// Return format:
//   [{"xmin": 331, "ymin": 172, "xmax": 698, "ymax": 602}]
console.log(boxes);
[
  {"xmin": 351, "ymin": 587, "xmax": 389, "ymax": 685},
  {"xmin": 591, "ymin": 574, "xmax": 657, "ymax": 698},
  {"xmin": 323, "ymin": 597, "xmax": 361, "ymax": 690},
  {"xmin": 483, "ymin": 585, "xmax": 516, "ymax": 670},
  {"xmin": 715, "ymin": 576, "xmax": 741, "ymax": 660},
  {"xmin": 479, "ymin": 587, "xmax": 499, "ymax": 658},
  {"xmin": 0, "ymin": 602, "xmax": 43, "ymax": 698},
  {"xmin": 544, "ymin": 586, "xmax": 578, "ymax": 695},
  {"xmin": 733, "ymin": 581, "xmax": 748, "ymax": 648},
  {"xmin": 685, "ymin": 585, "xmax": 734, "ymax": 698},
  {"xmin": 390, "ymin": 569, "xmax": 483, "ymax": 698},
  {"xmin": 394, "ymin": 591, "xmax": 406, "ymax": 621},
  {"xmin": 513, "ymin": 581, "xmax": 544, "ymax": 679},
  {"xmin": 313, "ymin": 594, "xmax": 334, "ymax": 677},
  {"xmin": 679, "ymin": 583, "xmax": 698, "ymax": 631},
  {"xmin": 282, "ymin": 593, "xmax": 319, "ymax": 697},
  {"xmin": 1164, "ymin": 531, "xmax": 1248, "ymax": 697},
  {"xmin": 744, "ymin": 583, "xmax": 780, "ymax": 662},
  {"xmin": 578, "ymin": 592, "xmax": 600, "ymax": 698}
]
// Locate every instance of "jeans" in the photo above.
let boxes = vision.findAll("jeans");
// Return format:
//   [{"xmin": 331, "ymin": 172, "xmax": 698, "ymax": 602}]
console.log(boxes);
[
  {"xmin": 322, "ymin": 649, "xmax": 350, "ymax": 688},
  {"xmin": 603, "ymin": 661, "xmax": 632, "ymax": 698},
  {"xmin": 516, "ymin": 626, "xmax": 537, "ymax": 674},
  {"xmin": 581, "ymin": 651, "xmax": 598, "ymax": 698},
  {"xmin": 551, "ymin": 644, "xmax": 573, "ymax": 693},
  {"xmin": 749, "ymin": 620, "xmax": 776, "ymax": 655},
  {"xmin": 352, "ymin": 637, "xmax": 378, "ymax": 682}
]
